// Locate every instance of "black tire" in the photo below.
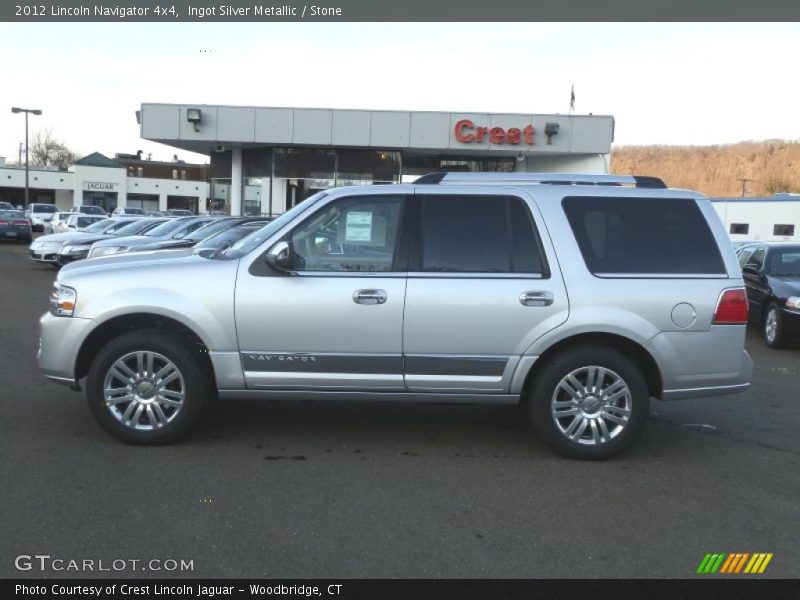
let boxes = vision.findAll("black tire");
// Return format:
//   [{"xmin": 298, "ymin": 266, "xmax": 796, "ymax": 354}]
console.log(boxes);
[
  {"xmin": 528, "ymin": 346, "xmax": 649, "ymax": 460},
  {"xmin": 763, "ymin": 302, "xmax": 789, "ymax": 349},
  {"xmin": 86, "ymin": 329, "xmax": 210, "ymax": 444}
]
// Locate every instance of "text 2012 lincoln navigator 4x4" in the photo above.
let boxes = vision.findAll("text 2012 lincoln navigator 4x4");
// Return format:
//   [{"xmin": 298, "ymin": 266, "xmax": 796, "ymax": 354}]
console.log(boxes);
[{"xmin": 38, "ymin": 173, "xmax": 752, "ymax": 459}]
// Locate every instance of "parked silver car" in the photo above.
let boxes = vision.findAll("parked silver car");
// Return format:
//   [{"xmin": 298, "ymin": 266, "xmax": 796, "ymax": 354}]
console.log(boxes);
[{"xmin": 38, "ymin": 173, "xmax": 752, "ymax": 458}]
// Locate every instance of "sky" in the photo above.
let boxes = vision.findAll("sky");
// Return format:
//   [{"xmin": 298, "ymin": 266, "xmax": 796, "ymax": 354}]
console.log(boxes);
[{"xmin": 1, "ymin": 22, "xmax": 799, "ymax": 164}]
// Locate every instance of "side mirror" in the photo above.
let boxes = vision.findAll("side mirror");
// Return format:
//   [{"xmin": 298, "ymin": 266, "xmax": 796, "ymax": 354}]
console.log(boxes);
[{"xmin": 265, "ymin": 241, "xmax": 294, "ymax": 272}]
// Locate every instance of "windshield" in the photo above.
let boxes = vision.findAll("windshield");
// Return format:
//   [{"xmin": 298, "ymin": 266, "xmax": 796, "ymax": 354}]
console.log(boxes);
[
  {"xmin": 76, "ymin": 216, "xmax": 101, "ymax": 227},
  {"xmin": 196, "ymin": 224, "xmax": 262, "ymax": 251},
  {"xmin": 112, "ymin": 219, "xmax": 159, "ymax": 236},
  {"xmin": 144, "ymin": 218, "xmax": 192, "ymax": 237},
  {"xmin": 81, "ymin": 206, "xmax": 106, "ymax": 215},
  {"xmin": 183, "ymin": 219, "xmax": 235, "ymax": 242},
  {"xmin": 767, "ymin": 249, "xmax": 800, "ymax": 276},
  {"xmin": 220, "ymin": 193, "xmax": 327, "ymax": 259},
  {"xmin": 81, "ymin": 218, "xmax": 116, "ymax": 233},
  {"xmin": 32, "ymin": 204, "xmax": 57, "ymax": 213}
]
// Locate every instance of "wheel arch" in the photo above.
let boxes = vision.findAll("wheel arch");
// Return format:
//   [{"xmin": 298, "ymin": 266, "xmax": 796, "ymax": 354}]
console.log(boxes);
[
  {"xmin": 519, "ymin": 332, "xmax": 663, "ymax": 402},
  {"xmin": 75, "ymin": 313, "xmax": 216, "ymax": 388}
]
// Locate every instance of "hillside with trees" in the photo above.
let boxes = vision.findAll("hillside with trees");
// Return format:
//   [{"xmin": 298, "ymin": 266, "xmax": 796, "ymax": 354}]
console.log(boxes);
[{"xmin": 610, "ymin": 140, "xmax": 800, "ymax": 197}]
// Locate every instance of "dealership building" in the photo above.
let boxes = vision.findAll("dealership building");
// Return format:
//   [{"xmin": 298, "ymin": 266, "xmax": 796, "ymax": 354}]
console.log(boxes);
[
  {"xmin": 0, "ymin": 152, "xmax": 209, "ymax": 213},
  {"xmin": 139, "ymin": 103, "xmax": 616, "ymax": 216}
]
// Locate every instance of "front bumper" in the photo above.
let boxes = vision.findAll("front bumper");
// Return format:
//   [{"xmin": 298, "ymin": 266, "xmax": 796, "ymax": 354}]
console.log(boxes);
[
  {"xmin": 779, "ymin": 307, "xmax": 800, "ymax": 337},
  {"xmin": 56, "ymin": 248, "xmax": 90, "ymax": 266},
  {"xmin": 29, "ymin": 248, "xmax": 61, "ymax": 263},
  {"xmin": 38, "ymin": 312, "xmax": 97, "ymax": 385}
]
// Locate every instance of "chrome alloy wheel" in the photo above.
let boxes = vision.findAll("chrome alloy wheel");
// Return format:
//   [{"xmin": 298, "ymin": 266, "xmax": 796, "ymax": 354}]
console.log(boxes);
[
  {"xmin": 765, "ymin": 309, "xmax": 778, "ymax": 344},
  {"xmin": 551, "ymin": 366, "xmax": 632, "ymax": 446},
  {"xmin": 103, "ymin": 351, "xmax": 186, "ymax": 431}
]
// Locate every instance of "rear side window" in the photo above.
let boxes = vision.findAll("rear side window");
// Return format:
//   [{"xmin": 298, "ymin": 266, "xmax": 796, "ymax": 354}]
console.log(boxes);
[
  {"xmin": 563, "ymin": 196, "xmax": 725, "ymax": 275},
  {"xmin": 419, "ymin": 195, "xmax": 545, "ymax": 274}
]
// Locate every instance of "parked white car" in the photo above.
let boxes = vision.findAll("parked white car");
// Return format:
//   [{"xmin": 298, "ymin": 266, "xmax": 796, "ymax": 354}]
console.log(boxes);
[
  {"xmin": 55, "ymin": 213, "xmax": 107, "ymax": 233},
  {"xmin": 25, "ymin": 203, "xmax": 58, "ymax": 232},
  {"xmin": 46, "ymin": 212, "xmax": 70, "ymax": 234}
]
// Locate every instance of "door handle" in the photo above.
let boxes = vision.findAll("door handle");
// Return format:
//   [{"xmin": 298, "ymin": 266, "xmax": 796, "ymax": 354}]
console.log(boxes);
[
  {"xmin": 520, "ymin": 291, "xmax": 554, "ymax": 307},
  {"xmin": 353, "ymin": 289, "xmax": 388, "ymax": 305}
]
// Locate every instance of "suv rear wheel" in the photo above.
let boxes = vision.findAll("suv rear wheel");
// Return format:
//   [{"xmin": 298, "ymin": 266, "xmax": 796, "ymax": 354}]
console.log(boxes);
[
  {"xmin": 86, "ymin": 329, "xmax": 209, "ymax": 444},
  {"xmin": 528, "ymin": 346, "xmax": 649, "ymax": 460}
]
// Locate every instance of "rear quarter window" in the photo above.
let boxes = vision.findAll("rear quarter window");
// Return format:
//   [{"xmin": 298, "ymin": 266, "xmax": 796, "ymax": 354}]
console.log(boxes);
[{"xmin": 562, "ymin": 196, "xmax": 726, "ymax": 276}]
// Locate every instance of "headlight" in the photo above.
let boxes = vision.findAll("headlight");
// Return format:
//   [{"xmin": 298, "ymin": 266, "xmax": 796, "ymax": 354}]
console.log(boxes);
[
  {"xmin": 49, "ymin": 283, "xmax": 77, "ymax": 317},
  {"xmin": 89, "ymin": 246, "xmax": 127, "ymax": 258},
  {"xmin": 786, "ymin": 297, "xmax": 800, "ymax": 310},
  {"xmin": 59, "ymin": 244, "xmax": 91, "ymax": 255}
]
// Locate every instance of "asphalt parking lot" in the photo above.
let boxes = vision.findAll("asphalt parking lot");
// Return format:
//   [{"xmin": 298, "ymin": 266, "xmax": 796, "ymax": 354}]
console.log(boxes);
[{"xmin": 0, "ymin": 238, "xmax": 798, "ymax": 579}]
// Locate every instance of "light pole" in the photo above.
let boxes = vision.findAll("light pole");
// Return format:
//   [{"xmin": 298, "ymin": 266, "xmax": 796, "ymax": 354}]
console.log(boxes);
[{"xmin": 11, "ymin": 107, "xmax": 42, "ymax": 208}]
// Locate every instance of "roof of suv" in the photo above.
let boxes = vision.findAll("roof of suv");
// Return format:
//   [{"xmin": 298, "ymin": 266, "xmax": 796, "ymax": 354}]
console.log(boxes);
[{"xmin": 414, "ymin": 172, "xmax": 668, "ymax": 189}]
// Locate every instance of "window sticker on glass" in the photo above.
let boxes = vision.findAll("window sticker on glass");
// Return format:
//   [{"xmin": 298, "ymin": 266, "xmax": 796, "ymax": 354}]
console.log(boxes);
[{"xmin": 346, "ymin": 211, "xmax": 373, "ymax": 243}]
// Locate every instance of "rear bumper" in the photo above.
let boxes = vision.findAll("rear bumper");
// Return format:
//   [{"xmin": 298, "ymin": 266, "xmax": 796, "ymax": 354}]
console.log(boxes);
[{"xmin": 646, "ymin": 326, "xmax": 752, "ymax": 401}]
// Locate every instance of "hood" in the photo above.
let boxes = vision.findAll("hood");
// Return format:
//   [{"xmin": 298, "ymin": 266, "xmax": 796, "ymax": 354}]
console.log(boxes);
[
  {"xmin": 59, "ymin": 233, "xmax": 117, "ymax": 247},
  {"xmin": 60, "ymin": 248, "xmax": 199, "ymax": 276},
  {"xmin": 89, "ymin": 234, "xmax": 151, "ymax": 249},
  {"xmin": 770, "ymin": 275, "xmax": 800, "ymax": 300},
  {"xmin": 30, "ymin": 231, "xmax": 83, "ymax": 244},
  {"xmin": 132, "ymin": 239, "xmax": 195, "ymax": 252}
]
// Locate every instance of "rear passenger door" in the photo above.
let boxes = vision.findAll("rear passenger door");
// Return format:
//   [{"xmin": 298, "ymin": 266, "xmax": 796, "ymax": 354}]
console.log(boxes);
[{"xmin": 402, "ymin": 189, "xmax": 568, "ymax": 393}]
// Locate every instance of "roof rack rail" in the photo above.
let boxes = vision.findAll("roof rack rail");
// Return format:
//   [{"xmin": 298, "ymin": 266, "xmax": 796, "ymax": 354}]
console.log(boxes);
[{"xmin": 413, "ymin": 172, "xmax": 667, "ymax": 189}]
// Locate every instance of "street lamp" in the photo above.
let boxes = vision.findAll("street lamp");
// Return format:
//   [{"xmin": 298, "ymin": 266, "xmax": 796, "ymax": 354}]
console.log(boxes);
[{"xmin": 11, "ymin": 107, "xmax": 42, "ymax": 208}]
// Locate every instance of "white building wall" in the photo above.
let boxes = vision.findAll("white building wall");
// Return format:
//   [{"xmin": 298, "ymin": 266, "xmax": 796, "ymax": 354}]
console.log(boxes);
[
  {"xmin": 712, "ymin": 200, "xmax": 800, "ymax": 242},
  {"xmin": 0, "ymin": 165, "xmax": 209, "ymax": 213},
  {"xmin": 0, "ymin": 167, "xmax": 73, "ymax": 191},
  {"xmin": 71, "ymin": 165, "xmax": 128, "ymax": 208}
]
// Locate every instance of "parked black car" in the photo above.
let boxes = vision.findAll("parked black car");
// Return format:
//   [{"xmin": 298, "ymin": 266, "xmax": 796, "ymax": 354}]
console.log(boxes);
[
  {"xmin": 192, "ymin": 221, "xmax": 268, "ymax": 256},
  {"xmin": 0, "ymin": 210, "xmax": 32, "ymax": 244},
  {"xmin": 737, "ymin": 242, "xmax": 800, "ymax": 348},
  {"xmin": 130, "ymin": 217, "xmax": 267, "ymax": 252}
]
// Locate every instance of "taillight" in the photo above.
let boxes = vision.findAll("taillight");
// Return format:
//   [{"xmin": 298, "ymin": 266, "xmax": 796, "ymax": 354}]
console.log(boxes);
[
  {"xmin": 13, "ymin": 220, "xmax": 29, "ymax": 227},
  {"xmin": 0, "ymin": 220, "xmax": 8, "ymax": 226},
  {"xmin": 713, "ymin": 288, "xmax": 749, "ymax": 324}
]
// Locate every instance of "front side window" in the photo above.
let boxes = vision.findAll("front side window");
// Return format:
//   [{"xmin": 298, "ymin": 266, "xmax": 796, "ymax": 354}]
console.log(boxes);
[
  {"xmin": 288, "ymin": 195, "xmax": 404, "ymax": 272},
  {"xmin": 418, "ymin": 195, "xmax": 545, "ymax": 274},
  {"xmin": 563, "ymin": 196, "xmax": 726, "ymax": 275}
]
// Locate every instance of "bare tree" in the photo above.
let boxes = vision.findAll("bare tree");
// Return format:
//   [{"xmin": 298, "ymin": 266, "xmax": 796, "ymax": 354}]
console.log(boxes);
[{"xmin": 29, "ymin": 129, "xmax": 78, "ymax": 170}]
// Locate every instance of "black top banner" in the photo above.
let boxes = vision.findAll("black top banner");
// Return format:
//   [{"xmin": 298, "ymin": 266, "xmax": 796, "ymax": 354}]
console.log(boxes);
[{"xmin": 3, "ymin": 0, "xmax": 800, "ymax": 22}]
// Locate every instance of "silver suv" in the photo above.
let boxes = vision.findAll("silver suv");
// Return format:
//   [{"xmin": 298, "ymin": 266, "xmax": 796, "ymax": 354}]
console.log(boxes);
[{"xmin": 38, "ymin": 173, "xmax": 752, "ymax": 459}]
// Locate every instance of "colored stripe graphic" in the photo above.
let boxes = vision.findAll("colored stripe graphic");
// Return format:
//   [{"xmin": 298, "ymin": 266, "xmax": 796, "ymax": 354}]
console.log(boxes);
[{"xmin": 698, "ymin": 552, "xmax": 773, "ymax": 574}]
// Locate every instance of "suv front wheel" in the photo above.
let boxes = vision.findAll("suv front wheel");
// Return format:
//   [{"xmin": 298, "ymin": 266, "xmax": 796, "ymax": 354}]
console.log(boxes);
[
  {"xmin": 86, "ymin": 329, "xmax": 209, "ymax": 444},
  {"xmin": 763, "ymin": 302, "xmax": 788, "ymax": 349},
  {"xmin": 528, "ymin": 346, "xmax": 649, "ymax": 460}
]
